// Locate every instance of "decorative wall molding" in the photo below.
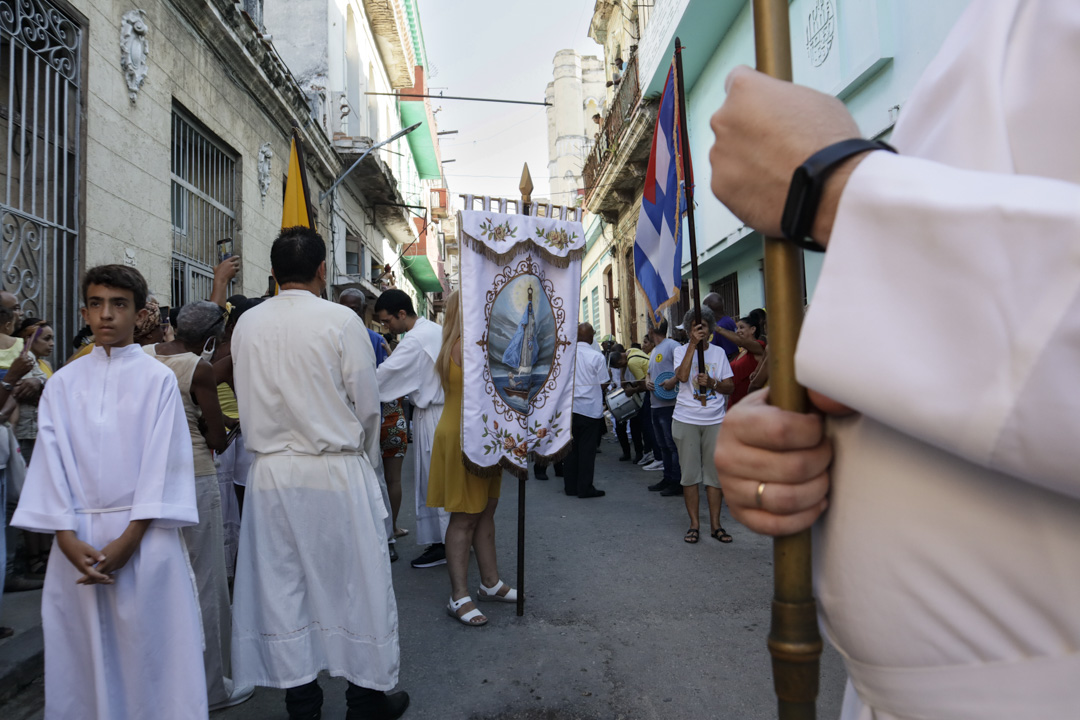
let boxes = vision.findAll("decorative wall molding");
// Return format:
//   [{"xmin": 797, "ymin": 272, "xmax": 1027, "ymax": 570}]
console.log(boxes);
[
  {"xmin": 257, "ymin": 142, "xmax": 273, "ymax": 205},
  {"xmin": 120, "ymin": 9, "xmax": 149, "ymax": 103}
]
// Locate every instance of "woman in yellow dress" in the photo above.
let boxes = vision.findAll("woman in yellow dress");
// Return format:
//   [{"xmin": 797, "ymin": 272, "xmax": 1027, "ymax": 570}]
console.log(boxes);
[{"xmin": 428, "ymin": 290, "xmax": 515, "ymax": 626}]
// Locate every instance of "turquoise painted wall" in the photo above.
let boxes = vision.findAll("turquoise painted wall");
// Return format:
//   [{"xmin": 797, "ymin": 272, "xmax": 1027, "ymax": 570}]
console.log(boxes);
[{"xmin": 671, "ymin": 0, "xmax": 973, "ymax": 301}]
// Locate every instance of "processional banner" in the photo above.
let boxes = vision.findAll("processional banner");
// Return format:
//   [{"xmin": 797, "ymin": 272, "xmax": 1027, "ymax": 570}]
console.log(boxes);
[{"xmin": 459, "ymin": 208, "xmax": 584, "ymax": 480}]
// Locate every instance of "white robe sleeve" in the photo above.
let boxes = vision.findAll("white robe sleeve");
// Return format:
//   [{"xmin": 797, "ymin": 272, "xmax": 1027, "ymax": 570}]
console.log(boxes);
[
  {"xmin": 375, "ymin": 337, "xmax": 423, "ymax": 403},
  {"xmin": 796, "ymin": 151, "xmax": 1080, "ymax": 500},
  {"xmin": 11, "ymin": 381, "xmax": 78, "ymax": 533},
  {"xmin": 341, "ymin": 317, "xmax": 382, "ymax": 473},
  {"xmin": 129, "ymin": 373, "xmax": 199, "ymax": 528}
]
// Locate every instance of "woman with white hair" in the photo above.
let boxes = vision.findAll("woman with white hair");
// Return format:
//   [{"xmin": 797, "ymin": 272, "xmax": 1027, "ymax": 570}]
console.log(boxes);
[
  {"xmin": 672, "ymin": 306, "xmax": 735, "ymax": 544},
  {"xmin": 146, "ymin": 300, "xmax": 252, "ymax": 710}
]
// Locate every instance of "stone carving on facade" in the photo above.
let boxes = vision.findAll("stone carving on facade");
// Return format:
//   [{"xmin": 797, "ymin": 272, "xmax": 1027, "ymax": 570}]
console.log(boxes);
[
  {"xmin": 805, "ymin": 0, "xmax": 836, "ymax": 68},
  {"xmin": 120, "ymin": 9, "xmax": 149, "ymax": 103},
  {"xmin": 257, "ymin": 143, "xmax": 273, "ymax": 206},
  {"xmin": 123, "ymin": 248, "xmax": 136, "ymax": 267}
]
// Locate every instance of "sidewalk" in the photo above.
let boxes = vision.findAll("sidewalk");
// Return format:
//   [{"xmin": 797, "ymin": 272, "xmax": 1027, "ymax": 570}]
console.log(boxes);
[{"xmin": 0, "ymin": 588, "xmax": 44, "ymax": 706}]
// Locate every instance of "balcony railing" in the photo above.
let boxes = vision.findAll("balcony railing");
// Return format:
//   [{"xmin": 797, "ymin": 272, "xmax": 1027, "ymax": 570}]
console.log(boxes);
[{"xmin": 583, "ymin": 53, "xmax": 640, "ymax": 201}]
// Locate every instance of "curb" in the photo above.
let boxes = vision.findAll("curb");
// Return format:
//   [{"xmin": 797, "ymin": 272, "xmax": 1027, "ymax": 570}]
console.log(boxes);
[{"xmin": 0, "ymin": 625, "xmax": 43, "ymax": 705}]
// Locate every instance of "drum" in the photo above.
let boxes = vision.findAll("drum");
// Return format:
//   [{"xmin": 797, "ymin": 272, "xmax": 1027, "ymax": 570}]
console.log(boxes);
[
  {"xmin": 606, "ymin": 387, "xmax": 642, "ymax": 423},
  {"xmin": 653, "ymin": 371, "xmax": 679, "ymax": 401}
]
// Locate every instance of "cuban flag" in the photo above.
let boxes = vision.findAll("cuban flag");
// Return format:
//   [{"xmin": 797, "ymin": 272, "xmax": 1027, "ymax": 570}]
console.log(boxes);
[{"xmin": 634, "ymin": 60, "xmax": 688, "ymax": 323}]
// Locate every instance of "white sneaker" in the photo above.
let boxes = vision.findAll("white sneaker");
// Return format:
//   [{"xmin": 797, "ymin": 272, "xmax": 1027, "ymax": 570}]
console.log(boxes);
[
  {"xmin": 643, "ymin": 460, "xmax": 665, "ymax": 471},
  {"xmin": 209, "ymin": 684, "xmax": 255, "ymax": 711},
  {"xmin": 637, "ymin": 452, "xmax": 655, "ymax": 466}
]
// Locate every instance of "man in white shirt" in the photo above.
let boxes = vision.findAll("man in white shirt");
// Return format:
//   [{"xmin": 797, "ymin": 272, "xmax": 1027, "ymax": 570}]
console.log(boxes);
[
  {"xmin": 231, "ymin": 228, "xmax": 407, "ymax": 720},
  {"xmin": 374, "ymin": 289, "xmax": 449, "ymax": 569},
  {"xmin": 564, "ymin": 323, "xmax": 609, "ymax": 499},
  {"xmin": 710, "ymin": 2, "xmax": 1080, "ymax": 717}
]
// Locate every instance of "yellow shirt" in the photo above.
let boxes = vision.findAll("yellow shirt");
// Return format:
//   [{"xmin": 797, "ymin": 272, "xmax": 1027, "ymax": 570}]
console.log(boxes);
[
  {"xmin": 70, "ymin": 342, "xmax": 94, "ymax": 362},
  {"xmin": 217, "ymin": 382, "xmax": 239, "ymax": 420},
  {"xmin": 0, "ymin": 337, "xmax": 24, "ymax": 369},
  {"xmin": 626, "ymin": 348, "xmax": 649, "ymax": 382}
]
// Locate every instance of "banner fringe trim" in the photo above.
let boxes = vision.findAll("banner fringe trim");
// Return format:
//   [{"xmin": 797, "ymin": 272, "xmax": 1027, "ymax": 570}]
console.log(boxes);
[
  {"xmin": 461, "ymin": 231, "xmax": 584, "ymax": 268},
  {"xmin": 461, "ymin": 439, "xmax": 573, "ymax": 483}
]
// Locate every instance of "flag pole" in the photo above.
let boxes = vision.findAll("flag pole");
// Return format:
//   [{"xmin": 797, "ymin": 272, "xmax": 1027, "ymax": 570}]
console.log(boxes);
[
  {"xmin": 515, "ymin": 163, "xmax": 534, "ymax": 618},
  {"xmin": 672, "ymin": 38, "xmax": 707, "ymax": 406},
  {"xmin": 751, "ymin": 2, "xmax": 823, "ymax": 718}
]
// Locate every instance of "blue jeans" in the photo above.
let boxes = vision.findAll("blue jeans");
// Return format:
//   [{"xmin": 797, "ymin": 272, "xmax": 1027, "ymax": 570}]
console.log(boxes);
[{"xmin": 650, "ymin": 405, "xmax": 680, "ymax": 486}]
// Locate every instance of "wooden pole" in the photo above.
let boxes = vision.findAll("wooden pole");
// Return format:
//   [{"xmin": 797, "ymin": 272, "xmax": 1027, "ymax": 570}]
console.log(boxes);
[
  {"xmin": 750, "ymin": 2, "xmax": 823, "ymax": 718},
  {"xmin": 515, "ymin": 164, "xmax": 533, "ymax": 617},
  {"xmin": 672, "ymin": 39, "xmax": 707, "ymax": 406}
]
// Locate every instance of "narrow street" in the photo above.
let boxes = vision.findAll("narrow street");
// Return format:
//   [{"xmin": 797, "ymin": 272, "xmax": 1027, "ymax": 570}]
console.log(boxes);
[{"xmin": 2, "ymin": 432, "xmax": 847, "ymax": 720}]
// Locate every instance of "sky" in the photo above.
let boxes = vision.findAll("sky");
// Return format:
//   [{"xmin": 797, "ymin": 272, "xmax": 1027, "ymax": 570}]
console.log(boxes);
[{"xmin": 416, "ymin": 0, "xmax": 603, "ymax": 205}]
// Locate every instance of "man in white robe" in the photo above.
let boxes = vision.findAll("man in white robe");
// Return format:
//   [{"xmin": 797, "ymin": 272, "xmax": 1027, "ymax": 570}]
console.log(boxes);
[
  {"xmin": 373, "ymin": 289, "xmax": 449, "ymax": 569},
  {"xmin": 231, "ymin": 228, "xmax": 408, "ymax": 720},
  {"xmin": 12, "ymin": 265, "xmax": 207, "ymax": 720},
  {"xmin": 709, "ymin": 2, "xmax": 1080, "ymax": 718}
]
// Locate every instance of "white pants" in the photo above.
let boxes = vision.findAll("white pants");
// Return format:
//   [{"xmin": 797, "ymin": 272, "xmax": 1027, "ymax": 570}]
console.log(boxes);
[
  {"xmin": 182, "ymin": 473, "xmax": 236, "ymax": 706},
  {"xmin": 412, "ymin": 403, "xmax": 450, "ymax": 546}
]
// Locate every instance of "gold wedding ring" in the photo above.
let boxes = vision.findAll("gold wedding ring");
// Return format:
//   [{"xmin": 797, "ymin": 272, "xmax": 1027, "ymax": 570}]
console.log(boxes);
[{"xmin": 756, "ymin": 482, "xmax": 766, "ymax": 509}]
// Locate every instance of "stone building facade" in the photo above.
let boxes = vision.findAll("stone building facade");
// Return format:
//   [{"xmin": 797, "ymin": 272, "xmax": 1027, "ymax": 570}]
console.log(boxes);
[
  {"xmin": 543, "ymin": 48, "xmax": 611, "ymax": 339},
  {"xmin": 544, "ymin": 49, "xmax": 604, "ymax": 208},
  {"xmin": 581, "ymin": 0, "xmax": 654, "ymax": 344},
  {"xmin": 0, "ymin": 0, "xmax": 446, "ymax": 362}
]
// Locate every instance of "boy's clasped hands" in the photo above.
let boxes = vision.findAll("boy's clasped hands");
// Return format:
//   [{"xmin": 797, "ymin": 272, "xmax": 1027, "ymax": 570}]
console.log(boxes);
[{"xmin": 55, "ymin": 520, "xmax": 151, "ymax": 585}]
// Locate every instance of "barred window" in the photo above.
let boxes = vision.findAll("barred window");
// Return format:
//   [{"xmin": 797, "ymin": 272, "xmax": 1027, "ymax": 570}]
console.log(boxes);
[
  {"xmin": 591, "ymin": 286, "xmax": 600, "ymax": 330},
  {"xmin": 171, "ymin": 105, "xmax": 238, "ymax": 307}
]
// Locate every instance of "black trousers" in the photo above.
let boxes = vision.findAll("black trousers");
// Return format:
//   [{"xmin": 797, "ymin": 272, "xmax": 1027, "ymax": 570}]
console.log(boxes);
[
  {"xmin": 616, "ymin": 412, "xmax": 647, "ymax": 459},
  {"xmin": 285, "ymin": 679, "xmax": 384, "ymax": 720},
  {"xmin": 638, "ymin": 393, "xmax": 655, "ymax": 455},
  {"xmin": 564, "ymin": 412, "xmax": 603, "ymax": 496}
]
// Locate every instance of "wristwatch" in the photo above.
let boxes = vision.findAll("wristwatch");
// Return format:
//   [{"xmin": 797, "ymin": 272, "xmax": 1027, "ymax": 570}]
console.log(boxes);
[
  {"xmin": 780, "ymin": 138, "xmax": 897, "ymax": 251},
  {"xmin": 1, "ymin": 380, "xmax": 13, "ymax": 392}
]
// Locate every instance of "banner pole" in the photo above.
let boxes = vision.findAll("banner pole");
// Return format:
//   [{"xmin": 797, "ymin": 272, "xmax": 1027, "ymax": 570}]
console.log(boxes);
[
  {"xmin": 672, "ymin": 39, "xmax": 707, "ymax": 406},
  {"xmin": 516, "ymin": 165, "xmax": 534, "ymax": 618},
  {"xmin": 750, "ymin": 2, "xmax": 823, "ymax": 718}
]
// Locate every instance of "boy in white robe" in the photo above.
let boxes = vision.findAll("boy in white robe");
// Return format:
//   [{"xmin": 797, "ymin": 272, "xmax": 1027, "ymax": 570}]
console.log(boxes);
[
  {"xmin": 373, "ymin": 289, "xmax": 449, "ymax": 569},
  {"xmin": 709, "ymin": 1, "xmax": 1080, "ymax": 717},
  {"xmin": 231, "ymin": 227, "xmax": 408, "ymax": 720},
  {"xmin": 12, "ymin": 264, "xmax": 207, "ymax": 720}
]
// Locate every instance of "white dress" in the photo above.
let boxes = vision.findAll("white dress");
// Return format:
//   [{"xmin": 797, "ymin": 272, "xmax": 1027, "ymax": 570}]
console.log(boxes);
[
  {"xmin": 230, "ymin": 290, "xmax": 398, "ymax": 690},
  {"xmin": 376, "ymin": 316, "xmax": 449, "ymax": 545},
  {"xmin": 12, "ymin": 344, "xmax": 207, "ymax": 720},
  {"xmin": 795, "ymin": 2, "xmax": 1080, "ymax": 717}
]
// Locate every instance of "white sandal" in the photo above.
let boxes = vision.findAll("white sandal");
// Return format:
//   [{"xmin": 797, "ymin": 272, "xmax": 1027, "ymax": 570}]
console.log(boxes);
[
  {"xmin": 447, "ymin": 595, "xmax": 488, "ymax": 626},
  {"xmin": 476, "ymin": 579, "xmax": 518, "ymax": 603}
]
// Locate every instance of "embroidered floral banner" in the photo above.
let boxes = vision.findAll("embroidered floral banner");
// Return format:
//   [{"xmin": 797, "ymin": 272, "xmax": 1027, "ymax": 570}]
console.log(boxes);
[{"xmin": 459, "ymin": 209, "xmax": 585, "ymax": 479}]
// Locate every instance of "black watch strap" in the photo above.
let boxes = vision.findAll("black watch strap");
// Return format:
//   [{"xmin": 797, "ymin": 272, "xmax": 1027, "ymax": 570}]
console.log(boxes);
[{"xmin": 780, "ymin": 138, "xmax": 897, "ymax": 251}]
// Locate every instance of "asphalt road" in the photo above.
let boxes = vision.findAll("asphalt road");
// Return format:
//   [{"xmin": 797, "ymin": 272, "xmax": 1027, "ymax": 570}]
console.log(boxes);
[{"xmin": 4, "ymin": 432, "xmax": 847, "ymax": 719}]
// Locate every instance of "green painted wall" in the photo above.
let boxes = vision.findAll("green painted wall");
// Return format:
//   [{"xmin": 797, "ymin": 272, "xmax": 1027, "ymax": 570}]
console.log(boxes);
[{"xmin": 665, "ymin": 0, "xmax": 973, "ymax": 306}]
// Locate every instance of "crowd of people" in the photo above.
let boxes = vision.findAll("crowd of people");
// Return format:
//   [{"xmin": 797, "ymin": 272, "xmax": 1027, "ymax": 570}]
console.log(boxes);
[
  {"xmin": 2, "ymin": 4, "xmax": 1074, "ymax": 718},
  {"xmin": 549, "ymin": 294, "xmax": 767, "ymax": 547},
  {"xmin": 0, "ymin": 220, "xmax": 763, "ymax": 719},
  {"xmin": 0, "ymin": 225, "xmax": 526, "ymax": 719}
]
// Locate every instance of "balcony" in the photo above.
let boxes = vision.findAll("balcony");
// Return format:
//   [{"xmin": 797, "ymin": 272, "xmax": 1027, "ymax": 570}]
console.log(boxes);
[{"xmin": 583, "ymin": 53, "xmax": 641, "ymax": 200}]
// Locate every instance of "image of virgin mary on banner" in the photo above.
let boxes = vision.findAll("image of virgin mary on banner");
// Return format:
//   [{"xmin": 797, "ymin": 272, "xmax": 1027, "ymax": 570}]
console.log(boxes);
[{"xmin": 459, "ymin": 207, "xmax": 585, "ymax": 480}]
